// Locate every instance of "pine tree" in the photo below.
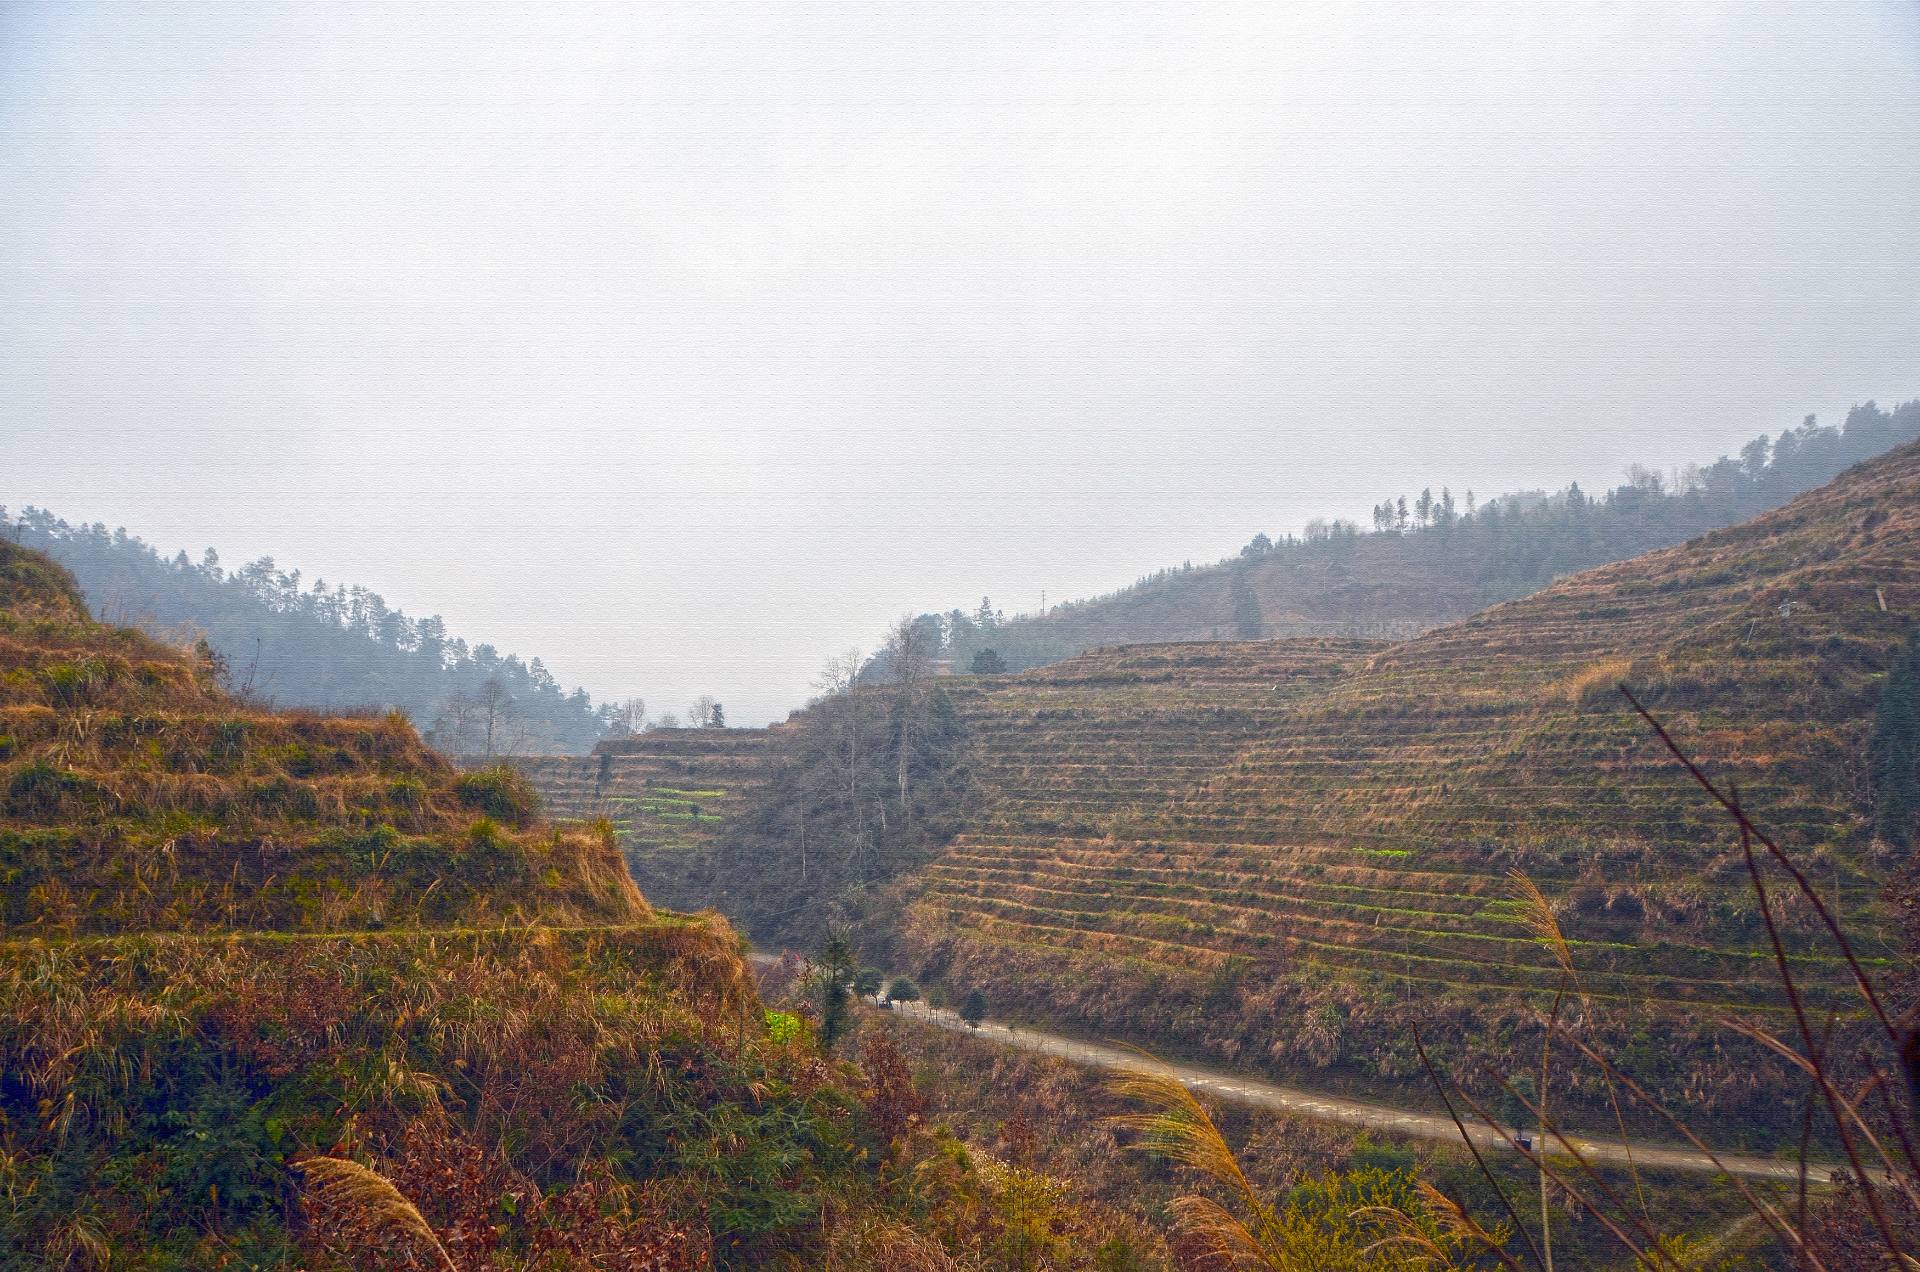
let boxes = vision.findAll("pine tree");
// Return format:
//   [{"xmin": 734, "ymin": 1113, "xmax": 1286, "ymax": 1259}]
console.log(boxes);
[
  {"xmin": 813, "ymin": 930, "xmax": 859, "ymax": 1049},
  {"xmin": 970, "ymin": 648, "xmax": 1008, "ymax": 674}
]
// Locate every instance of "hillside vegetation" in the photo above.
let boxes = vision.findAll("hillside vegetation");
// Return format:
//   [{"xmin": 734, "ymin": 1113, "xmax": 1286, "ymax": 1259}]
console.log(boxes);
[
  {"xmin": 909, "ymin": 400, "xmax": 1920, "ymax": 674},
  {"xmin": 0, "ymin": 540, "xmax": 640, "ymax": 935},
  {"xmin": 3, "ymin": 508, "xmax": 618, "ymax": 753},
  {"xmin": 734, "ymin": 442, "xmax": 1920, "ymax": 1144},
  {"xmin": 2, "ymin": 542, "xmax": 1186, "ymax": 1269},
  {"xmin": 12, "ymin": 507, "xmax": 1915, "ymax": 1264}
]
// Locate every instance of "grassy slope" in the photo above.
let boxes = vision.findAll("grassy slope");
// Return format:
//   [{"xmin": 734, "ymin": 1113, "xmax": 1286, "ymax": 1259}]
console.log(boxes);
[
  {"xmin": 893, "ymin": 442, "xmax": 1920, "ymax": 1142},
  {"xmin": 0, "ymin": 541, "xmax": 646, "ymax": 935},
  {"xmin": 0, "ymin": 543, "xmax": 888, "ymax": 1269}
]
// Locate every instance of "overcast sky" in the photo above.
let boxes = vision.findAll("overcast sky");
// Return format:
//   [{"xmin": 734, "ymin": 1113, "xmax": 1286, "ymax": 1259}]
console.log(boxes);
[{"xmin": 3, "ymin": 1, "xmax": 1917, "ymax": 724}]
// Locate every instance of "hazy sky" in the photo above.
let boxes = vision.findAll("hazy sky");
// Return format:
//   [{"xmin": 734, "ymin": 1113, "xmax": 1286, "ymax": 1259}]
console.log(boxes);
[{"xmin": 4, "ymin": 2, "xmax": 1917, "ymax": 724}]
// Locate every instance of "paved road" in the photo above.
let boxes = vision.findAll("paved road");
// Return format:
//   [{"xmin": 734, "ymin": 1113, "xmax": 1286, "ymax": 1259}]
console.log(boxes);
[{"xmin": 748, "ymin": 952, "xmax": 1839, "ymax": 1186}]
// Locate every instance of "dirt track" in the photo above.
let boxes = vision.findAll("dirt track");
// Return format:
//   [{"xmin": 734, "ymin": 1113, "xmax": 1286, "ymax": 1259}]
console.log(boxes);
[{"xmin": 748, "ymin": 952, "xmax": 1839, "ymax": 1186}]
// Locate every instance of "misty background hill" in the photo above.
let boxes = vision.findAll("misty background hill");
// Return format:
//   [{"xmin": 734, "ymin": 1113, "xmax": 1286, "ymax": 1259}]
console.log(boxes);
[
  {"xmin": 889, "ymin": 399, "xmax": 1920, "ymax": 676},
  {"xmin": 11, "ymin": 400, "xmax": 1915, "ymax": 752},
  {"xmin": 0, "ymin": 507, "xmax": 620, "ymax": 754}
]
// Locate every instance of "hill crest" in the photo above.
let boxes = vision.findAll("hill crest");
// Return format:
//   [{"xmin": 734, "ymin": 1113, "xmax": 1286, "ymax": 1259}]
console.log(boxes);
[
  {"xmin": 0, "ymin": 541, "xmax": 645, "ymax": 934},
  {"xmin": 897, "ymin": 399, "xmax": 1919, "ymax": 676}
]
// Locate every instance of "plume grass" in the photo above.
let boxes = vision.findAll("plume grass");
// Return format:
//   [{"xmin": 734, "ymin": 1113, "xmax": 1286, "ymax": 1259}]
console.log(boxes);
[{"xmin": 296, "ymin": 1155, "xmax": 456, "ymax": 1271}]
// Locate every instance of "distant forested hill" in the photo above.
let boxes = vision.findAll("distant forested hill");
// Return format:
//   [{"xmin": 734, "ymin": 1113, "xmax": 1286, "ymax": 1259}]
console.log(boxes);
[
  {"xmin": 907, "ymin": 400, "xmax": 1920, "ymax": 675},
  {"xmin": 0, "ymin": 510, "xmax": 617, "ymax": 754}
]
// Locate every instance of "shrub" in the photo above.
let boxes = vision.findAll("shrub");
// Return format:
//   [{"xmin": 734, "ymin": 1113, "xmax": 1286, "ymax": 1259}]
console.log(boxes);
[
  {"xmin": 40, "ymin": 659, "xmax": 106, "ymax": 708},
  {"xmin": 450, "ymin": 765, "xmax": 540, "ymax": 827},
  {"xmin": 5, "ymin": 760, "xmax": 98, "ymax": 819}
]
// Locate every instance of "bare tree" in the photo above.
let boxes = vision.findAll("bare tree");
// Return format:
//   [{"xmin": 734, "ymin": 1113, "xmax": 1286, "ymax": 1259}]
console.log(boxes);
[
  {"xmin": 884, "ymin": 615, "xmax": 931, "ymax": 819},
  {"xmin": 477, "ymin": 676, "xmax": 516, "ymax": 758},
  {"xmin": 431, "ymin": 692, "xmax": 478, "ymax": 756},
  {"xmin": 500, "ymin": 708, "xmax": 539, "ymax": 758},
  {"xmin": 687, "ymin": 695, "xmax": 719, "ymax": 729},
  {"xmin": 814, "ymin": 649, "xmax": 864, "ymax": 802},
  {"xmin": 813, "ymin": 648, "xmax": 870, "ymax": 878},
  {"xmin": 613, "ymin": 696, "xmax": 646, "ymax": 735}
]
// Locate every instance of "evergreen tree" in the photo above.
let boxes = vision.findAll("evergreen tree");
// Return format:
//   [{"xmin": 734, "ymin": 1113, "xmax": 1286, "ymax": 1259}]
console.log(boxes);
[
  {"xmin": 884, "ymin": 977, "xmax": 920, "ymax": 1005},
  {"xmin": 1229, "ymin": 567, "xmax": 1263, "ymax": 639},
  {"xmin": 812, "ymin": 930, "xmax": 858, "ymax": 1050},
  {"xmin": 971, "ymin": 648, "xmax": 1008, "ymax": 674}
]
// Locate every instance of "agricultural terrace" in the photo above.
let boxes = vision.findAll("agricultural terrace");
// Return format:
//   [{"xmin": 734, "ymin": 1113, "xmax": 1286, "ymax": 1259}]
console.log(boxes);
[
  {"xmin": 897, "ymin": 442, "xmax": 1920, "ymax": 1138},
  {"xmin": 501, "ymin": 727, "xmax": 774, "ymax": 912},
  {"xmin": 0, "ymin": 542, "xmax": 646, "ymax": 935}
]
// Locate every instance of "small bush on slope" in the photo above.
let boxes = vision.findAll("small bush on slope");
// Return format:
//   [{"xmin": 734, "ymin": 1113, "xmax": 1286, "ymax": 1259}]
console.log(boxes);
[{"xmin": 451, "ymin": 763, "xmax": 542, "ymax": 827}]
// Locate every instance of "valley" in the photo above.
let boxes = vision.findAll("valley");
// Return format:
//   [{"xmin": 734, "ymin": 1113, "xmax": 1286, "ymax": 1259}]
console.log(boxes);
[
  {"xmin": 9, "ymin": 436, "xmax": 1918, "ymax": 1265},
  {"xmin": 10, "ymin": 4, "xmax": 1919, "ymax": 1262}
]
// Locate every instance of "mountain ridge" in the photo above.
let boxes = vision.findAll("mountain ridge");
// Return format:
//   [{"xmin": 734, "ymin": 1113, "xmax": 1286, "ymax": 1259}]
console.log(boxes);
[{"xmin": 906, "ymin": 399, "xmax": 1920, "ymax": 676}]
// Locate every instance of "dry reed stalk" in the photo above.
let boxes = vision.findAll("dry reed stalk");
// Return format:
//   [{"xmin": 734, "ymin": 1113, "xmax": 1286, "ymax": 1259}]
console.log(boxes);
[{"xmin": 295, "ymin": 1155, "xmax": 456, "ymax": 1271}]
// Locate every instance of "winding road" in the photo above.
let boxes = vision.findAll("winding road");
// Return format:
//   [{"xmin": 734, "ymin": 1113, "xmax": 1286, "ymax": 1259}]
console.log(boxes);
[{"xmin": 748, "ymin": 953, "xmax": 1841, "ymax": 1186}]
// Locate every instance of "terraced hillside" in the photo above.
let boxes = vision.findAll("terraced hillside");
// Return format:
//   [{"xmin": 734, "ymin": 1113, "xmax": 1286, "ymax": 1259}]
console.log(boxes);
[
  {"xmin": 893, "ymin": 442, "xmax": 1920, "ymax": 1137},
  {"xmin": 0, "ymin": 545, "xmax": 645, "ymax": 934},
  {"xmin": 497, "ymin": 726, "xmax": 774, "ymax": 910},
  {"xmin": 0, "ymin": 543, "xmax": 926, "ymax": 1268}
]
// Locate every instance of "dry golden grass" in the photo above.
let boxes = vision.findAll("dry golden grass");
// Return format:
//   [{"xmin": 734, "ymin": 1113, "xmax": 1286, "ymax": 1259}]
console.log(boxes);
[
  {"xmin": 297, "ymin": 1156, "xmax": 456, "ymax": 1271},
  {"xmin": 1557, "ymin": 656, "xmax": 1635, "ymax": 706}
]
